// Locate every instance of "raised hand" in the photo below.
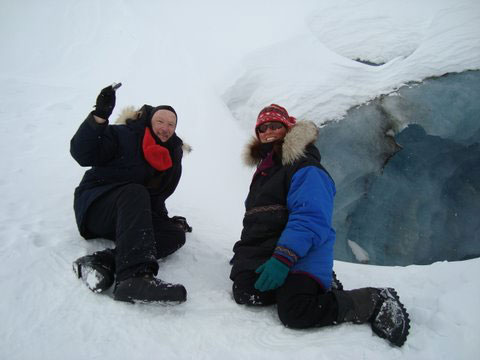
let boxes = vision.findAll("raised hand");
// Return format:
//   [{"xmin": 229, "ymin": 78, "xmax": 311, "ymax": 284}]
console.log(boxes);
[{"xmin": 93, "ymin": 85, "xmax": 116, "ymax": 120}]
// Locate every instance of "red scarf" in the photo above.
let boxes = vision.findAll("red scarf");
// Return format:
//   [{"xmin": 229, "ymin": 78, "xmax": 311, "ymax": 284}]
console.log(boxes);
[{"xmin": 142, "ymin": 127, "xmax": 172, "ymax": 171}]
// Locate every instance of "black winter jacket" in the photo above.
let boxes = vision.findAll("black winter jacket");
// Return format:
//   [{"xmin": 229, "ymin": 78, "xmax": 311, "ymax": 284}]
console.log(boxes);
[{"xmin": 70, "ymin": 105, "xmax": 186, "ymax": 238}]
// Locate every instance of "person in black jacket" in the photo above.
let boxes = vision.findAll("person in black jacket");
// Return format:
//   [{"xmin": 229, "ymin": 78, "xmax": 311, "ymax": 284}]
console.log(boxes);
[{"xmin": 70, "ymin": 84, "xmax": 191, "ymax": 304}]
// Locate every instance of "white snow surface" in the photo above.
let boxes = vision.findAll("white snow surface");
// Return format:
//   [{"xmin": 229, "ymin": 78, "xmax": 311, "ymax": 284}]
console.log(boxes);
[{"xmin": 1, "ymin": 1, "xmax": 479, "ymax": 359}]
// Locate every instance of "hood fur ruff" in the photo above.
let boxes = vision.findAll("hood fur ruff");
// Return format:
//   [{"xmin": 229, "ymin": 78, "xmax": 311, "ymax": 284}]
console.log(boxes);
[
  {"xmin": 243, "ymin": 120, "xmax": 319, "ymax": 167},
  {"xmin": 115, "ymin": 106, "xmax": 192, "ymax": 154}
]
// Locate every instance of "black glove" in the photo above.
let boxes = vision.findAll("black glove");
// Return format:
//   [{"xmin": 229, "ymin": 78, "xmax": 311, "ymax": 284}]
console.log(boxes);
[
  {"xmin": 93, "ymin": 85, "xmax": 116, "ymax": 120},
  {"xmin": 170, "ymin": 216, "xmax": 192, "ymax": 233}
]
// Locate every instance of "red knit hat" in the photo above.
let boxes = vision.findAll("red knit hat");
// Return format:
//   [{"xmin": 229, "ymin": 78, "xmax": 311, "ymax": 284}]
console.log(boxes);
[{"xmin": 255, "ymin": 104, "xmax": 296, "ymax": 134}]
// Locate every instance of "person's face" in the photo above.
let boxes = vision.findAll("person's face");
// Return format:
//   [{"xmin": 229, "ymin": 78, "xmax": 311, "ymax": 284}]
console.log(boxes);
[
  {"xmin": 151, "ymin": 110, "xmax": 177, "ymax": 142},
  {"xmin": 257, "ymin": 122, "xmax": 288, "ymax": 143}
]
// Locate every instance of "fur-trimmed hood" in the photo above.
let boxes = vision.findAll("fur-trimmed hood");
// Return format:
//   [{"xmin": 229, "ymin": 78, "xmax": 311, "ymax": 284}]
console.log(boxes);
[
  {"xmin": 243, "ymin": 120, "xmax": 319, "ymax": 166},
  {"xmin": 114, "ymin": 106, "xmax": 192, "ymax": 153},
  {"xmin": 115, "ymin": 105, "xmax": 142, "ymax": 125}
]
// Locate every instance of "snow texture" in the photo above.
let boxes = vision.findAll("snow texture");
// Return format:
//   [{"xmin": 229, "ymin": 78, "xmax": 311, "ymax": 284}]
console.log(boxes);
[{"xmin": 0, "ymin": 0, "xmax": 479, "ymax": 359}]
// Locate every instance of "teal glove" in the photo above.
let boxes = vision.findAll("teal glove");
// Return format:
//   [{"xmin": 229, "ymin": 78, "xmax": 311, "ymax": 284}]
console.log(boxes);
[{"xmin": 254, "ymin": 257, "xmax": 290, "ymax": 292}]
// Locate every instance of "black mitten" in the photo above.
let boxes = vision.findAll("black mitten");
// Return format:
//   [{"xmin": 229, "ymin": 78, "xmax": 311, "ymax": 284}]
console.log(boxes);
[
  {"xmin": 93, "ymin": 85, "xmax": 116, "ymax": 119},
  {"xmin": 171, "ymin": 216, "xmax": 192, "ymax": 233}
]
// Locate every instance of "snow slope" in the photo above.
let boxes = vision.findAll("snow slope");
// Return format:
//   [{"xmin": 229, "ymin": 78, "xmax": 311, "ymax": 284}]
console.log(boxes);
[{"xmin": 0, "ymin": 1, "xmax": 479, "ymax": 359}]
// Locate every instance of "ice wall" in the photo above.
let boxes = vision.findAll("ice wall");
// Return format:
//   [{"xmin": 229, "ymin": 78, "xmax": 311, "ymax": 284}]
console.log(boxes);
[{"xmin": 316, "ymin": 70, "xmax": 480, "ymax": 265}]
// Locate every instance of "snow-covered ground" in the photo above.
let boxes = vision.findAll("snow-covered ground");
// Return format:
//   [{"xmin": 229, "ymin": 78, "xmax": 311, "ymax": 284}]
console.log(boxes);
[{"xmin": 1, "ymin": 1, "xmax": 479, "ymax": 359}]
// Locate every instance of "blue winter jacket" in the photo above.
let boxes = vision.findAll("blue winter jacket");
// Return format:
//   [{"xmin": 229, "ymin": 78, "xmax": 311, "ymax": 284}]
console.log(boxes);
[
  {"xmin": 231, "ymin": 120, "xmax": 336, "ymax": 290},
  {"xmin": 274, "ymin": 166, "xmax": 336, "ymax": 288}
]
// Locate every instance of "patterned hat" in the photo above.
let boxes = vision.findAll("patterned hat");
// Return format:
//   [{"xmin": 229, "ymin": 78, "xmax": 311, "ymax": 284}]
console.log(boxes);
[{"xmin": 255, "ymin": 104, "xmax": 296, "ymax": 134}]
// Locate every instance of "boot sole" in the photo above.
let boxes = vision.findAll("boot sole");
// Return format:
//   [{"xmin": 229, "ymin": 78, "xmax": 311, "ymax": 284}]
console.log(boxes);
[
  {"xmin": 114, "ymin": 297, "xmax": 187, "ymax": 305},
  {"xmin": 114, "ymin": 289, "xmax": 187, "ymax": 304},
  {"xmin": 371, "ymin": 288, "xmax": 410, "ymax": 347},
  {"xmin": 113, "ymin": 278, "xmax": 187, "ymax": 304}
]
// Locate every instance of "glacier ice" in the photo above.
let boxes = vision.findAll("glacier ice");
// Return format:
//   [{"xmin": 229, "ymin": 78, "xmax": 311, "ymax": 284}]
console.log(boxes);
[{"xmin": 316, "ymin": 70, "xmax": 480, "ymax": 265}]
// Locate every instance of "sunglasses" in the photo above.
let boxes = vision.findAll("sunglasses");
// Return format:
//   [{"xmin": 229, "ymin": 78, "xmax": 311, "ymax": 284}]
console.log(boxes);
[{"xmin": 257, "ymin": 122, "xmax": 285, "ymax": 133}]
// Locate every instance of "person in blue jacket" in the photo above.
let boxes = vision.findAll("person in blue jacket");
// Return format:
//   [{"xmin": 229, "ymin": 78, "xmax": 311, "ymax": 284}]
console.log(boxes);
[
  {"xmin": 230, "ymin": 104, "xmax": 410, "ymax": 347},
  {"xmin": 70, "ymin": 84, "xmax": 191, "ymax": 304}
]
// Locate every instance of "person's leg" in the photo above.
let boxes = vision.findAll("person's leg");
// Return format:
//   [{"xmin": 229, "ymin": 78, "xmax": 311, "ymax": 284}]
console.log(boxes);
[
  {"xmin": 276, "ymin": 274, "xmax": 410, "ymax": 346},
  {"xmin": 276, "ymin": 273, "xmax": 338, "ymax": 329},
  {"xmin": 152, "ymin": 215, "xmax": 186, "ymax": 259},
  {"xmin": 77, "ymin": 184, "xmax": 186, "ymax": 303},
  {"xmin": 73, "ymin": 186, "xmax": 126, "ymax": 293},
  {"xmin": 84, "ymin": 184, "xmax": 158, "ymax": 281},
  {"xmin": 105, "ymin": 184, "xmax": 186, "ymax": 303},
  {"xmin": 83, "ymin": 188, "xmax": 188, "ymax": 273},
  {"xmin": 332, "ymin": 287, "xmax": 410, "ymax": 347},
  {"xmin": 232, "ymin": 271, "xmax": 276, "ymax": 306}
]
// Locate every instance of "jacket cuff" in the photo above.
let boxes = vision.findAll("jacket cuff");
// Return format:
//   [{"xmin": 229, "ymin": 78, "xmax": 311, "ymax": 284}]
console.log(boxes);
[
  {"xmin": 273, "ymin": 245, "xmax": 299, "ymax": 267},
  {"xmin": 86, "ymin": 112, "xmax": 109, "ymax": 130}
]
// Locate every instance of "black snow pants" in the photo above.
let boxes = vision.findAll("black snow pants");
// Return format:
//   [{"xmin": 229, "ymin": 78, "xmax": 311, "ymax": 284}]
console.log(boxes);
[
  {"xmin": 233, "ymin": 272, "xmax": 338, "ymax": 328},
  {"xmin": 83, "ymin": 183, "xmax": 185, "ymax": 281}
]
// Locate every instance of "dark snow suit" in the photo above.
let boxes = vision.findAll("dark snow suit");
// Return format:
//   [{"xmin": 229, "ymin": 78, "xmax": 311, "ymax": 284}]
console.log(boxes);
[
  {"xmin": 230, "ymin": 121, "xmax": 339, "ymax": 328},
  {"xmin": 70, "ymin": 105, "xmax": 186, "ymax": 280}
]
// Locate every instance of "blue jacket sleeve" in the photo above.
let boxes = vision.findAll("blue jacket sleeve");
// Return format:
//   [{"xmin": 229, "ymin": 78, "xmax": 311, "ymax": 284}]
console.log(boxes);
[
  {"xmin": 70, "ymin": 113, "xmax": 118, "ymax": 167},
  {"xmin": 274, "ymin": 166, "xmax": 336, "ymax": 265}
]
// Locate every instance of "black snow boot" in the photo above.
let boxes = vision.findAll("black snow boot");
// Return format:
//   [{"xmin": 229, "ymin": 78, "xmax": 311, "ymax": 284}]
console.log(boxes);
[
  {"xmin": 72, "ymin": 248, "xmax": 116, "ymax": 293},
  {"xmin": 370, "ymin": 288, "xmax": 411, "ymax": 347},
  {"xmin": 113, "ymin": 273, "xmax": 187, "ymax": 304},
  {"xmin": 333, "ymin": 287, "xmax": 410, "ymax": 347}
]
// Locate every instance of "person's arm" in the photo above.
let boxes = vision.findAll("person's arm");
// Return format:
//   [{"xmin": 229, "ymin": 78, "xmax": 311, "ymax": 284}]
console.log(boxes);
[
  {"xmin": 70, "ymin": 85, "xmax": 118, "ymax": 166},
  {"xmin": 70, "ymin": 113, "xmax": 118, "ymax": 166},
  {"xmin": 93, "ymin": 114, "xmax": 107, "ymax": 124},
  {"xmin": 274, "ymin": 166, "xmax": 336, "ymax": 266},
  {"xmin": 254, "ymin": 166, "xmax": 336, "ymax": 292}
]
